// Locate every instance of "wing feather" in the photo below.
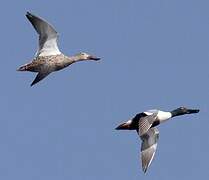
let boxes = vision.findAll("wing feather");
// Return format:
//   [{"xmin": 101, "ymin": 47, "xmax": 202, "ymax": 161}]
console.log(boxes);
[
  {"xmin": 26, "ymin": 12, "xmax": 61, "ymax": 57},
  {"xmin": 137, "ymin": 113, "xmax": 158, "ymax": 136},
  {"xmin": 140, "ymin": 127, "xmax": 159, "ymax": 173},
  {"xmin": 31, "ymin": 72, "xmax": 51, "ymax": 86}
]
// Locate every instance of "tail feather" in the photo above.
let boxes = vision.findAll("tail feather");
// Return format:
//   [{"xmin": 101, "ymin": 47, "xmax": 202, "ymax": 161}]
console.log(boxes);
[{"xmin": 17, "ymin": 64, "xmax": 28, "ymax": 71}]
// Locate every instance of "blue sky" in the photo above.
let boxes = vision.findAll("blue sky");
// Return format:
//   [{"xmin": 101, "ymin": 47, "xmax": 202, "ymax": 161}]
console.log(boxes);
[{"xmin": 1, "ymin": 0, "xmax": 209, "ymax": 179}]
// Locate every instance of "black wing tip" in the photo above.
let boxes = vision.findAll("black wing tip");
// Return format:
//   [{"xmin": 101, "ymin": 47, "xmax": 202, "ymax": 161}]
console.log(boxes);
[
  {"xmin": 143, "ymin": 168, "xmax": 147, "ymax": 174},
  {"xmin": 30, "ymin": 82, "xmax": 35, "ymax": 87},
  {"xmin": 30, "ymin": 79, "xmax": 37, "ymax": 87},
  {"xmin": 142, "ymin": 164, "xmax": 148, "ymax": 174},
  {"xmin": 26, "ymin": 11, "xmax": 33, "ymax": 18},
  {"xmin": 26, "ymin": 11, "xmax": 31, "ymax": 16}
]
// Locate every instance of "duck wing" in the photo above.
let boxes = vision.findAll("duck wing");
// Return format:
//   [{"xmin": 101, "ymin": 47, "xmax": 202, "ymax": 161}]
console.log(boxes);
[
  {"xmin": 137, "ymin": 113, "xmax": 158, "ymax": 136},
  {"xmin": 31, "ymin": 72, "xmax": 51, "ymax": 86},
  {"xmin": 26, "ymin": 12, "xmax": 61, "ymax": 57},
  {"xmin": 140, "ymin": 127, "xmax": 159, "ymax": 173}
]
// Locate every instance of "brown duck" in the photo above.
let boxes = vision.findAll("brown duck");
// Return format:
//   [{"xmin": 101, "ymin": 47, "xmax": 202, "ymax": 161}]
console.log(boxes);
[{"xmin": 17, "ymin": 12, "xmax": 100, "ymax": 86}]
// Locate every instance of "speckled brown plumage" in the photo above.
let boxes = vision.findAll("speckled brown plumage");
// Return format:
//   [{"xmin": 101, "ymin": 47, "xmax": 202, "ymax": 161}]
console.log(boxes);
[
  {"xmin": 20, "ymin": 54, "xmax": 74, "ymax": 72},
  {"xmin": 17, "ymin": 12, "xmax": 100, "ymax": 86}
]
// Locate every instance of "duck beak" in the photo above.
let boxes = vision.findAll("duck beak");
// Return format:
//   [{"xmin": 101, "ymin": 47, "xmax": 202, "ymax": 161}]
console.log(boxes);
[
  {"xmin": 115, "ymin": 122, "xmax": 130, "ymax": 130},
  {"xmin": 187, "ymin": 109, "xmax": 200, "ymax": 114},
  {"xmin": 89, "ymin": 55, "xmax": 101, "ymax": 61}
]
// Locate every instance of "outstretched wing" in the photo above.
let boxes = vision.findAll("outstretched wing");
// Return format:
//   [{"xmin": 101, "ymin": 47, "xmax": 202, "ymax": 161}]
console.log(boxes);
[
  {"xmin": 140, "ymin": 127, "xmax": 159, "ymax": 173},
  {"xmin": 26, "ymin": 12, "xmax": 61, "ymax": 57},
  {"xmin": 137, "ymin": 113, "xmax": 158, "ymax": 136}
]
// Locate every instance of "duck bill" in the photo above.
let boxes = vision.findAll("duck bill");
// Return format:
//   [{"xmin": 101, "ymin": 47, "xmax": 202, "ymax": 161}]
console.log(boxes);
[
  {"xmin": 187, "ymin": 109, "xmax": 200, "ymax": 114},
  {"xmin": 89, "ymin": 55, "xmax": 101, "ymax": 61},
  {"xmin": 115, "ymin": 122, "xmax": 130, "ymax": 130}
]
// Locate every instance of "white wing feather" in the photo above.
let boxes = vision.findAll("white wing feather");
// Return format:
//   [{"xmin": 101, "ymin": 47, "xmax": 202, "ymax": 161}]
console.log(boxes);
[{"xmin": 26, "ymin": 12, "xmax": 61, "ymax": 57}]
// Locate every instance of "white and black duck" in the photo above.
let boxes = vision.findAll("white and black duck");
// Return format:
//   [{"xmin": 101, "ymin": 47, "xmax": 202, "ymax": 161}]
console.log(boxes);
[{"xmin": 115, "ymin": 107, "xmax": 199, "ymax": 173}]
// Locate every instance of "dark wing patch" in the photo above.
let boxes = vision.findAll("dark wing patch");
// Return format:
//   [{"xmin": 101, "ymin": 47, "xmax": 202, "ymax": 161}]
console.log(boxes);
[{"xmin": 31, "ymin": 72, "xmax": 50, "ymax": 86}]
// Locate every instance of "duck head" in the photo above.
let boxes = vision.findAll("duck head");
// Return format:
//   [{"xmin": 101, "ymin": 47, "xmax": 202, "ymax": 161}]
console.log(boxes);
[
  {"xmin": 171, "ymin": 107, "xmax": 200, "ymax": 117},
  {"xmin": 76, "ymin": 52, "xmax": 100, "ymax": 61}
]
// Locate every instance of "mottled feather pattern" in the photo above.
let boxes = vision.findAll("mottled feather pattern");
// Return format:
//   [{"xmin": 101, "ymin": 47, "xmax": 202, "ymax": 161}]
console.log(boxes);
[
  {"xmin": 19, "ymin": 54, "xmax": 75, "ymax": 86},
  {"xmin": 27, "ymin": 54, "xmax": 74, "ymax": 72},
  {"xmin": 18, "ymin": 12, "xmax": 100, "ymax": 86}
]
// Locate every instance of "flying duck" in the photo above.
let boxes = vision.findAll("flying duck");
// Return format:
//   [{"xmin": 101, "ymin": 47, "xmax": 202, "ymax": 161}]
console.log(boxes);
[
  {"xmin": 115, "ymin": 107, "xmax": 199, "ymax": 173},
  {"xmin": 17, "ymin": 12, "xmax": 100, "ymax": 86}
]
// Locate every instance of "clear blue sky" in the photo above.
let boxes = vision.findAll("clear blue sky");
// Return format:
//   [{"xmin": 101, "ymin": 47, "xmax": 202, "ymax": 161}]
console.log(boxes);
[{"xmin": 1, "ymin": 0, "xmax": 209, "ymax": 179}]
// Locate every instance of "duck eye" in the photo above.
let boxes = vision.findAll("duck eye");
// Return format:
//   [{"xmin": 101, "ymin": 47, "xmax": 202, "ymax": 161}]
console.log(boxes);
[{"xmin": 180, "ymin": 107, "xmax": 186, "ymax": 111}]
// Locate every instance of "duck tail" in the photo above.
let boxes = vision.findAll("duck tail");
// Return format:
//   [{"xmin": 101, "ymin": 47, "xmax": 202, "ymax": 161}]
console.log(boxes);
[{"xmin": 17, "ymin": 64, "xmax": 29, "ymax": 71}]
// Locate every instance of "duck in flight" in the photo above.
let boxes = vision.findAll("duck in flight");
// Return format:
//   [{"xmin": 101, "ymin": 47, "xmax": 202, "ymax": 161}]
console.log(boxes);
[
  {"xmin": 17, "ymin": 12, "xmax": 100, "ymax": 86},
  {"xmin": 115, "ymin": 107, "xmax": 199, "ymax": 173}
]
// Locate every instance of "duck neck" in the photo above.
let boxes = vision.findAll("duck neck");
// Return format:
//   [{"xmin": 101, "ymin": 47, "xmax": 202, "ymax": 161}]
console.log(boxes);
[
  {"xmin": 71, "ymin": 55, "xmax": 85, "ymax": 63},
  {"xmin": 170, "ymin": 110, "xmax": 184, "ymax": 118},
  {"xmin": 64, "ymin": 56, "xmax": 84, "ymax": 66}
]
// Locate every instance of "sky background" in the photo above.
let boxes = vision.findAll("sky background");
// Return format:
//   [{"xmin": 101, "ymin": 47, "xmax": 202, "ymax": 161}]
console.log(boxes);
[{"xmin": 0, "ymin": 0, "xmax": 209, "ymax": 179}]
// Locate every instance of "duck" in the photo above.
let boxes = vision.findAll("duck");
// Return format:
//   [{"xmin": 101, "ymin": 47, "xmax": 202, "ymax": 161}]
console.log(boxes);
[
  {"xmin": 17, "ymin": 12, "xmax": 100, "ymax": 86},
  {"xmin": 115, "ymin": 107, "xmax": 199, "ymax": 173}
]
